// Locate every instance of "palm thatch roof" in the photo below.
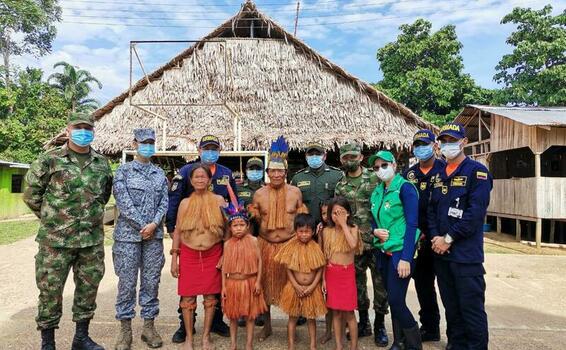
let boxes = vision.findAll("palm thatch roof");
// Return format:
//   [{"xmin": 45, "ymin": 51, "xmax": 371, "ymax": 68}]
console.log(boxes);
[{"xmin": 87, "ymin": 1, "xmax": 434, "ymax": 155}]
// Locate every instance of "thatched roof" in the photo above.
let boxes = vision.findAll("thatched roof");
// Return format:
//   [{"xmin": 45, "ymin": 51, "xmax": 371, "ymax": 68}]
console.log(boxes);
[{"xmin": 88, "ymin": 1, "xmax": 434, "ymax": 155}]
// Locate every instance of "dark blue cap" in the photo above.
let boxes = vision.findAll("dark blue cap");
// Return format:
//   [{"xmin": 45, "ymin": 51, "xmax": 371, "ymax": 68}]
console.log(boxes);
[
  {"xmin": 437, "ymin": 123, "xmax": 466, "ymax": 140},
  {"xmin": 199, "ymin": 135, "xmax": 221, "ymax": 148},
  {"xmin": 413, "ymin": 129, "xmax": 435, "ymax": 144}
]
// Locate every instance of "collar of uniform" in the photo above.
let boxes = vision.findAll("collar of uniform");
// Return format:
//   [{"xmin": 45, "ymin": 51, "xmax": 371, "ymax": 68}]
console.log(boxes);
[
  {"xmin": 133, "ymin": 159, "xmax": 154, "ymax": 171},
  {"xmin": 61, "ymin": 142, "xmax": 96, "ymax": 165},
  {"xmin": 309, "ymin": 164, "xmax": 328, "ymax": 176}
]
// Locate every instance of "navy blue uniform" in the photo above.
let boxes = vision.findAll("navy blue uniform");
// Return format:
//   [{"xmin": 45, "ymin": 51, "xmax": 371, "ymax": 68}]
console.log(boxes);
[
  {"xmin": 166, "ymin": 162, "xmax": 238, "ymax": 233},
  {"xmin": 403, "ymin": 158, "xmax": 445, "ymax": 334},
  {"xmin": 427, "ymin": 157, "xmax": 492, "ymax": 350}
]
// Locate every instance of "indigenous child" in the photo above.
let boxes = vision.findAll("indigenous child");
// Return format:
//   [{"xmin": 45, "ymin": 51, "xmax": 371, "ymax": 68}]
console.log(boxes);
[
  {"xmin": 322, "ymin": 197, "xmax": 363, "ymax": 350},
  {"xmin": 222, "ymin": 203, "xmax": 267, "ymax": 350},
  {"xmin": 275, "ymin": 213, "xmax": 327, "ymax": 350},
  {"xmin": 316, "ymin": 199, "xmax": 334, "ymax": 345}
]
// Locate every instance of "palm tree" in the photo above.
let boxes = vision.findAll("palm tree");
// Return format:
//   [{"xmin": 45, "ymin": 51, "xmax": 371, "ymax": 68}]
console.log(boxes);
[{"xmin": 48, "ymin": 61, "xmax": 102, "ymax": 113}]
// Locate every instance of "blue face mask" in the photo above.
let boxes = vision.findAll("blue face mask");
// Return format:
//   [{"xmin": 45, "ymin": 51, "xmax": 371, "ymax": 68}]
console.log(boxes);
[
  {"xmin": 306, "ymin": 155, "xmax": 324, "ymax": 169},
  {"xmin": 137, "ymin": 143, "xmax": 156, "ymax": 158},
  {"xmin": 413, "ymin": 144, "xmax": 434, "ymax": 161},
  {"xmin": 70, "ymin": 129, "xmax": 94, "ymax": 147},
  {"xmin": 201, "ymin": 150, "xmax": 220, "ymax": 164},
  {"xmin": 246, "ymin": 169, "xmax": 263, "ymax": 182}
]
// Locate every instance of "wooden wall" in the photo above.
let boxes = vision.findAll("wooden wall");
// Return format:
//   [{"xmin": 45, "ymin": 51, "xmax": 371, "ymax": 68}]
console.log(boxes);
[
  {"xmin": 491, "ymin": 114, "xmax": 566, "ymax": 153},
  {"xmin": 537, "ymin": 177, "xmax": 566, "ymax": 218}
]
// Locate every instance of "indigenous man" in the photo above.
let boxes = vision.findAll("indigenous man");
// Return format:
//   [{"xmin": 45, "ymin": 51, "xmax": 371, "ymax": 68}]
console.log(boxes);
[
  {"xmin": 24, "ymin": 112, "xmax": 113, "ymax": 350},
  {"xmin": 250, "ymin": 136, "xmax": 305, "ymax": 341}
]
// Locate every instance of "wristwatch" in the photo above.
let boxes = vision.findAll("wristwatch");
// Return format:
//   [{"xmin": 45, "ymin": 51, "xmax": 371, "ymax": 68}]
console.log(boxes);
[{"xmin": 444, "ymin": 234, "xmax": 453, "ymax": 244}]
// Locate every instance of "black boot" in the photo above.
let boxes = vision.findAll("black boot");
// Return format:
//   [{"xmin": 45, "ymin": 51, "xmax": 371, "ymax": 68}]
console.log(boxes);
[
  {"xmin": 41, "ymin": 328, "xmax": 56, "ymax": 350},
  {"xmin": 358, "ymin": 310, "xmax": 372, "ymax": 337},
  {"xmin": 210, "ymin": 303, "xmax": 230, "ymax": 337},
  {"xmin": 403, "ymin": 325, "xmax": 423, "ymax": 350},
  {"xmin": 297, "ymin": 316, "xmax": 307, "ymax": 326},
  {"xmin": 419, "ymin": 326, "xmax": 440, "ymax": 342},
  {"xmin": 388, "ymin": 318, "xmax": 404, "ymax": 350},
  {"xmin": 71, "ymin": 320, "xmax": 104, "ymax": 350},
  {"xmin": 374, "ymin": 312, "xmax": 389, "ymax": 347}
]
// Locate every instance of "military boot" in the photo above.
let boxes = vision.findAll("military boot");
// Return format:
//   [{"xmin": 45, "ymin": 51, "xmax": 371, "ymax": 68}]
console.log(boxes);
[
  {"xmin": 141, "ymin": 319, "xmax": 163, "ymax": 348},
  {"xmin": 374, "ymin": 312, "xmax": 389, "ymax": 347},
  {"xmin": 358, "ymin": 309, "xmax": 373, "ymax": 337},
  {"xmin": 114, "ymin": 319, "xmax": 132, "ymax": 350},
  {"xmin": 71, "ymin": 320, "xmax": 104, "ymax": 350},
  {"xmin": 388, "ymin": 318, "xmax": 404, "ymax": 350},
  {"xmin": 403, "ymin": 325, "xmax": 423, "ymax": 350},
  {"xmin": 41, "ymin": 328, "xmax": 56, "ymax": 350}
]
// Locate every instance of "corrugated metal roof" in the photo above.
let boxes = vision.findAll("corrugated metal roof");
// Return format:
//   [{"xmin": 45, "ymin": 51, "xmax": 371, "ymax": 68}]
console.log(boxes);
[
  {"xmin": 0, "ymin": 160, "xmax": 30, "ymax": 169},
  {"xmin": 467, "ymin": 105, "xmax": 566, "ymax": 126}
]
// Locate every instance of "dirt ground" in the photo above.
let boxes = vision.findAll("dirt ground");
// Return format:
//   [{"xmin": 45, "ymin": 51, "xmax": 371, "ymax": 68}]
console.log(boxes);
[{"xmin": 1, "ymin": 233, "xmax": 566, "ymax": 349}]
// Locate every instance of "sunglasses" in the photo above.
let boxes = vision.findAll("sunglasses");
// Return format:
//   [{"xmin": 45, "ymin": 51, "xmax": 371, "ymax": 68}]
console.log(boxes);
[{"xmin": 373, "ymin": 163, "xmax": 390, "ymax": 171}]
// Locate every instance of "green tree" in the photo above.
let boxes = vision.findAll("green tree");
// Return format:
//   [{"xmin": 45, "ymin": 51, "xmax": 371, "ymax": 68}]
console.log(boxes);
[
  {"xmin": 376, "ymin": 19, "xmax": 492, "ymax": 125},
  {"xmin": 494, "ymin": 5, "xmax": 566, "ymax": 105},
  {"xmin": 47, "ymin": 61, "xmax": 102, "ymax": 113},
  {"xmin": 0, "ymin": 67, "xmax": 68, "ymax": 162},
  {"xmin": 0, "ymin": 0, "xmax": 62, "ymax": 85}
]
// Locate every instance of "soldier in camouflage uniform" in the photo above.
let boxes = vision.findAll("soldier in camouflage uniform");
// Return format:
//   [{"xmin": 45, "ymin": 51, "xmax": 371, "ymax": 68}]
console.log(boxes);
[
  {"xmin": 334, "ymin": 143, "xmax": 390, "ymax": 347},
  {"xmin": 23, "ymin": 113, "xmax": 113, "ymax": 350},
  {"xmin": 112, "ymin": 129, "xmax": 168, "ymax": 349}
]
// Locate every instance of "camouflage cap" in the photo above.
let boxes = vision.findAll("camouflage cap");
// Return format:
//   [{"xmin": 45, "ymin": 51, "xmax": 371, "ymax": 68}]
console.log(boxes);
[
  {"xmin": 133, "ymin": 128, "xmax": 156, "ymax": 142},
  {"xmin": 305, "ymin": 142, "xmax": 325, "ymax": 153},
  {"xmin": 339, "ymin": 143, "xmax": 362, "ymax": 158},
  {"xmin": 67, "ymin": 112, "xmax": 94, "ymax": 127},
  {"xmin": 246, "ymin": 157, "xmax": 264, "ymax": 168}
]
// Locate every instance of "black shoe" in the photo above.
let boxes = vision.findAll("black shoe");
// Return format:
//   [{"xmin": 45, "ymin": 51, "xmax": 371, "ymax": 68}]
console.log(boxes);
[
  {"xmin": 71, "ymin": 320, "xmax": 103, "ymax": 350},
  {"xmin": 374, "ymin": 326, "xmax": 389, "ymax": 347},
  {"xmin": 403, "ymin": 325, "xmax": 423, "ymax": 350},
  {"xmin": 172, "ymin": 321, "xmax": 187, "ymax": 344},
  {"xmin": 297, "ymin": 316, "xmax": 307, "ymax": 326},
  {"xmin": 388, "ymin": 318, "xmax": 403, "ymax": 350},
  {"xmin": 420, "ymin": 327, "xmax": 440, "ymax": 342},
  {"xmin": 211, "ymin": 308, "xmax": 230, "ymax": 337},
  {"xmin": 237, "ymin": 317, "xmax": 247, "ymax": 328},
  {"xmin": 41, "ymin": 328, "xmax": 56, "ymax": 350},
  {"xmin": 254, "ymin": 314, "xmax": 265, "ymax": 327}
]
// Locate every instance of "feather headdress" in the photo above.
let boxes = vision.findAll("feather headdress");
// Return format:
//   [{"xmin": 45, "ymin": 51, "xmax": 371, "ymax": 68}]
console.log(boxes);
[
  {"xmin": 223, "ymin": 200, "xmax": 249, "ymax": 223},
  {"xmin": 268, "ymin": 136, "xmax": 289, "ymax": 170}
]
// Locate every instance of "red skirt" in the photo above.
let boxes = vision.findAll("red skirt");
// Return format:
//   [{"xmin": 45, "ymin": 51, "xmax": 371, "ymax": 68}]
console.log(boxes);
[
  {"xmin": 325, "ymin": 262, "xmax": 357, "ymax": 311},
  {"xmin": 178, "ymin": 243, "xmax": 222, "ymax": 297}
]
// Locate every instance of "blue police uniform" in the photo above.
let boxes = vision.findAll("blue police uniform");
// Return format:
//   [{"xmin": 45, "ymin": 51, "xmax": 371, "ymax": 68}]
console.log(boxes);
[
  {"xmin": 166, "ymin": 162, "xmax": 237, "ymax": 232},
  {"xmin": 428, "ymin": 131, "xmax": 493, "ymax": 349},
  {"xmin": 112, "ymin": 129, "xmax": 169, "ymax": 321},
  {"xmin": 403, "ymin": 158, "xmax": 445, "ymax": 335}
]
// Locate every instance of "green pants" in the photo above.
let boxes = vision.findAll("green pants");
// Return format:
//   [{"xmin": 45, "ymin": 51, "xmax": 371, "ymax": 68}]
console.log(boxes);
[
  {"xmin": 355, "ymin": 249, "xmax": 388, "ymax": 315},
  {"xmin": 35, "ymin": 244, "xmax": 105, "ymax": 330}
]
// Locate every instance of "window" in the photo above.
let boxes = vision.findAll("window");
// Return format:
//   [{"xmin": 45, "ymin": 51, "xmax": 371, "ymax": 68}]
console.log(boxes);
[{"xmin": 11, "ymin": 174, "xmax": 23, "ymax": 193}]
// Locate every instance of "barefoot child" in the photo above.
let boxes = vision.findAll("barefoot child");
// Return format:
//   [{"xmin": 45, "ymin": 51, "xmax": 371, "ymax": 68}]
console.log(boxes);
[
  {"xmin": 222, "ymin": 204, "xmax": 267, "ymax": 350},
  {"xmin": 316, "ymin": 200, "xmax": 334, "ymax": 345},
  {"xmin": 322, "ymin": 197, "xmax": 363, "ymax": 350},
  {"xmin": 275, "ymin": 214, "xmax": 327, "ymax": 350}
]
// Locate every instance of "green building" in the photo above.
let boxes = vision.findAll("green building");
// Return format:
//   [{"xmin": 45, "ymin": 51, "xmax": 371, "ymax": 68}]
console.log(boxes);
[{"xmin": 0, "ymin": 160, "xmax": 30, "ymax": 220}]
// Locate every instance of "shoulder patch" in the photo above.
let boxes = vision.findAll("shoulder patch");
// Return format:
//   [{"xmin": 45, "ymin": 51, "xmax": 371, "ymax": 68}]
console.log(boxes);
[{"xmin": 476, "ymin": 171, "xmax": 488, "ymax": 180}]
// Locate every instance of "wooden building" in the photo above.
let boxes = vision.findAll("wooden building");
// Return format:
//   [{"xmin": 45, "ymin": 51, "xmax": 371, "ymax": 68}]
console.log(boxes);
[{"xmin": 454, "ymin": 105, "xmax": 566, "ymax": 247}]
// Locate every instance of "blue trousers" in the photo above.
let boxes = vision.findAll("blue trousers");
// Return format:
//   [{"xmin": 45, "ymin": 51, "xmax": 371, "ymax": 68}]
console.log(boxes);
[
  {"xmin": 434, "ymin": 258, "xmax": 488, "ymax": 350},
  {"xmin": 112, "ymin": 240, "xmax": 165, "ymax": 320},
  {"xmin": 413, "ymin": 240, "xmax": 440, "ymax": 332},
  {"xmin": 377, "ymin": 252, "xmax": 417, "ymax": 329}
]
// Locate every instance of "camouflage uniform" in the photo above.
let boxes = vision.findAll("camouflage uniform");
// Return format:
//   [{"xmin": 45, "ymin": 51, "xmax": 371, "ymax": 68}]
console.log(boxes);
[
  {"xmin": 24, "ymin": 142, "xmax": 113, "ymax": 330},
  {"xmin": 335, "ymin": 166, "xmax": 389, "ymax": 316},
  {"xmin": 112, "ymin": 156, "xmax": 168, "ymax": 320}
]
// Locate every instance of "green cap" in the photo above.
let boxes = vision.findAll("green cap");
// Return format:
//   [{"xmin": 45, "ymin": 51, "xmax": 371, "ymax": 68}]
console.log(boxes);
[
  {"xmin": 340, "ymin": 143, "xmax": 361, "ymax": 158},
  {"xmin": 67, "ymin": 112, "xmax": 94, "ymax": 127},
  {"xmin": 305, "ymin": 142, "xmax": 325, "ymax": 153},
  {"xmin": 368, "ymin": 150, "xmax": 395, "ymax": 167},
  {"xmin": 246, "ymin": 157, "xmax": 264, "ymax": 168}
]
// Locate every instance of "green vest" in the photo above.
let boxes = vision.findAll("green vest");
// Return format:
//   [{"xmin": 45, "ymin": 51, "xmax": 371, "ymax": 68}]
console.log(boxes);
[{"xmin": 370, "ymin": 174, "xmax": 420, "ymax": 253}]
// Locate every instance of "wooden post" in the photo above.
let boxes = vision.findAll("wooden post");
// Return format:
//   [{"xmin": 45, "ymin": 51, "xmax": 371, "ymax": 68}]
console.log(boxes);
[
  {"xmin": 496, "ymin": 216, "xmax": 502, "ymax": 234},
  {"xmin": 550, "ymin": 220, "xmax": 556, "ymax": 243},
  {"xmin": 515, "ymin": 219, "xmax": 521, "ymax": 241},
  {"xmin": 536, "ymin": 218, "xmax": 542, "ymax": 250},
  {"xmin": 535, "ymin": 153, "xmax": 541, "ymax": 177}
]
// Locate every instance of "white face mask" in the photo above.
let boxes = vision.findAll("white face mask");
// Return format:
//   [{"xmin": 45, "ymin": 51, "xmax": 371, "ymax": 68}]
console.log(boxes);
[
  {"xmin": 440, "ymin": 141, "xmax": 463, "ymax": 160},
  {"xmin": 376, "ymin": 166, "xmax": 395, "ymax": 182}
]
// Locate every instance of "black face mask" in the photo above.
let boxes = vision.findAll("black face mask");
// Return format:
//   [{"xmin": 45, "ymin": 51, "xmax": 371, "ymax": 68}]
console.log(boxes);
[{"xmin": 343, "ymin": 160, "xmax": 361, "ymax": 172}]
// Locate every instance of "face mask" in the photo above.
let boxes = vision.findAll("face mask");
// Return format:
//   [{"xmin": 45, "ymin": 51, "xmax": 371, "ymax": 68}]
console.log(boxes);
[
  {"xmin": 440, "ymin": 142, "xmax": 462, "ymax": 160},
  {"xmin": 70, "ymin": 129, "xmax": 94, "ymax": 147},
  {"xmin": 306, "ymin": 155, "xmax": 324, "ymax": 169},
  {"xmin": 413, "ymin": 144, "xmax": 434, "ymax": 161},
  {"xmin": 343, "ymin": 160, "xmax": 361, "ymax": 172},
  {"xmin": 137, "ymin": 144, "xmax": 155, "ymax": 158},
  {"xmin": 246, "ymin": 169, "xmax": 263, "ymax": 182},
  {"xmin": 201, "ymin": 150, "xmax": 220, "ymax": 164},
  {"xmin": 376, "ymin": 166, "xmax": 395, "ymax": 182}
]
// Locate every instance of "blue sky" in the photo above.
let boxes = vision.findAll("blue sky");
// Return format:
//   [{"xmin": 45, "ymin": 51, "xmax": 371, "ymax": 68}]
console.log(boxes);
[{"xmin": 16, "ymin": 0, "xmax": 565, "ymax": 106}]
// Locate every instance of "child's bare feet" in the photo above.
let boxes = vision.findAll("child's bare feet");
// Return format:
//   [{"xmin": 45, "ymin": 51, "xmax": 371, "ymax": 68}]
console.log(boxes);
[
  {"xmin": 245, "ymin": 343, "xmax": 253, "ymax": 350},
  {"xmin": 257, "ymin": 326, "xmax": 272, "ymax": 342},
  {"xmin": 230, "ymin": 342, "xmax": 237, "ymax": 350},
  {"xmin": 181, "ymin": 341, "xmax": 194, "ymax": 350},
  {"xmin": 319, "ymin": 332, "xmax": 332, "ymax": 344},
  {"xmin": 202, "ymin": 335, "xmax": 214, "ymax": 350}
]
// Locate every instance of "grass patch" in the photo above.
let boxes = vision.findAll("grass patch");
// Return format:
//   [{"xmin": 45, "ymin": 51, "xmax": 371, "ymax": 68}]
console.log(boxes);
[{"xmin": 0, "ymin": 219, "xmax": 39, "ymax": 245}]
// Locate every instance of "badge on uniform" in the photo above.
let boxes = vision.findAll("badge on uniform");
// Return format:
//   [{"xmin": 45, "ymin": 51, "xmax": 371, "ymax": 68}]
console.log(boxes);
[
  {"xmin": 217, "ymin": 176, "xmax": 229, "ymax": 186},
  {"xmin": 407, "ymin": 171, "xmax": 416, "ymax": 180},
  {"xmin": 420, "ymin": 182, "xmax": 427, "ymax": 190},
  {"xmin": 442, "ymin": 186, "xmax": 448, "ymax": 194},
  {"xmin": 448, "ymin": 207, "xmax": 463, "ymax": 219},
  {"xmin": 297, "ymin": 181, "xmax": 311, "ymax": 187},
  {"xmin": 171, "ymin": 175, "xmax": 183, "ymax": 192},
  {"xmin": 240, "ymin": 191, "xmax": 251, "ymax": 197},
  {"xmin": 476, "ymin": 171, "xmax": 488, "ymax": 180},
  {"xmin": 384, "ymin": 201, "xmax": 391, "ymax": 209},
  {"xmin": 451, "ymin": 176, "xmax": 467, "ymax": 187}
]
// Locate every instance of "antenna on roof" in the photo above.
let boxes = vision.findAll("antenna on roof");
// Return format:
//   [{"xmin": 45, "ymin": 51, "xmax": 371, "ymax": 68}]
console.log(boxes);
[{"xmin": 294, "ymin": 0, "xmax": 301, "ymax": 36}]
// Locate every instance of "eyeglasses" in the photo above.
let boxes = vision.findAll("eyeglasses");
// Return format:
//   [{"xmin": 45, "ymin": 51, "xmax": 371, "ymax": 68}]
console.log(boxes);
[{"xmin": 373, "ymin": 163, "xmax": 390, "ymax": 171}]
